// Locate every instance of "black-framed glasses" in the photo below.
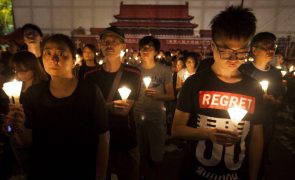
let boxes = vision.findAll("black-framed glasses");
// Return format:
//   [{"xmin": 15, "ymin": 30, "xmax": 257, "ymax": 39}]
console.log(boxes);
[{"xmin": 214, "ymin": 42, "xmax": 250, "ymax": 60}]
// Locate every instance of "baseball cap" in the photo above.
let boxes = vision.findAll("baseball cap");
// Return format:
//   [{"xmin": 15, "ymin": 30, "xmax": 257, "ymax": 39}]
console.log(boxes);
[{"xmin": 100, "ymin": 26, "xmax": 125, "ymax": 42}]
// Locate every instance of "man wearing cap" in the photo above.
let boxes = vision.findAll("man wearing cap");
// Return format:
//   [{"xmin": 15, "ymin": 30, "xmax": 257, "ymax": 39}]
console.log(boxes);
[{"xmin": 85, "ymin": 26, "xmax": 141, "ymax": 180}]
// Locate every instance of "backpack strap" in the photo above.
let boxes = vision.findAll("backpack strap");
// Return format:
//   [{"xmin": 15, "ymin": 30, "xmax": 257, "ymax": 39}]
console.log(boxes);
[{"xmin": 107, "ymin": 64, "xmax": 124, "ymax": 102}]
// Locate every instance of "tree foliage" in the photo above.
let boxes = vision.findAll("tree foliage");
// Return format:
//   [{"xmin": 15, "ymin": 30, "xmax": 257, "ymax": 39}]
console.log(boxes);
[{"xmin": 0, "ymin": 0, "xmax": 14, "ymax": 35}]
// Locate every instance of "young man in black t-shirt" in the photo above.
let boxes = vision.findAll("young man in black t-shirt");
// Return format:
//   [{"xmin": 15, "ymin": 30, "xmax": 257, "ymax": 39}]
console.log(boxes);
[
  {"xmin": 85, "ymin": 26, "xmax": 141, "ymax": 180},
  {"xmin": 172, "ymin": 6, "xmax": 264, "ymax": 180},
  {"xmin": 239, "ymin": 32, "xmax": 285, "ymax": 178}
]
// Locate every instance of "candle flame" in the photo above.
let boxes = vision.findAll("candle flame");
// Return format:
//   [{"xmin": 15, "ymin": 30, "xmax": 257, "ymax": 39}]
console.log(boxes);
[
  {"xmin": 120, "ymin": 50, "xmax": 125, "ymax": 58},
  {"xmin": 2, "ymin": 79, "xmax": 23, "ymax": 104},
  {"xmin": 281, "ymin": 70, "xmax": 287, "ymax": 77},
  {"xmin": 259, "ymin": 80, "xmax": 269, "ymax": 93},
  {"xmin": 118, "ymin": 86, "xmax": 131, "ymax": 101},
  {"xmin": 227, "ymin": 106, "xmax": 248, "ymax": 125},
  {"xmin": 143, "ymin": 76, "xmax": 152, "ymax": 88}
]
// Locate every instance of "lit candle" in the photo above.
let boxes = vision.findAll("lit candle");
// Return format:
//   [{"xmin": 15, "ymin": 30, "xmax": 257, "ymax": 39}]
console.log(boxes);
[
  {"xmin": 75, "ymin": 54, "xmax": 82, "ymax": 66},
  {"xmin": 143, "ymin": 76, "xmax": 152, "ymax": 88},
  {"xmin": 118, "ymin": 86, "xmax": 131, "ymax": 102},
  {"xmin": 183, "ymin": 71, "xmax": 189, "ymax": 81},
  {"xmin": 157, "ymin": 55, "xmax": 161, "ymax": 59},
  {"xmin": 275, "ymin": 65, "xmax": 282, "ymax": 70},
  {"xmin": 289, "ymin": 65, "xmax": 294, "ymax": 72},
  {"xmin": 281, "ymin": 70, "xmax": 287, "ymax": 77},
  {"xmin": 2, "ymin": 79, "xmax": 23, "ymax": 104},
  {"xmin": 259, "ymin": 80, "xmax": 269, "ymax": 94},
  {"xmin": 98, "ymin": 59, "xmax": 104, "ymax": 65},
  {"xmin": 248, "ymin": 57, "xmax": 254, "ymax": 62},
  {"xmin": 227, "ymin": 106, "xmax": 248, "ymax": 127},
  {"xmin": 120, "ymin": 50, "xmax": 125, "ymax": 59}
]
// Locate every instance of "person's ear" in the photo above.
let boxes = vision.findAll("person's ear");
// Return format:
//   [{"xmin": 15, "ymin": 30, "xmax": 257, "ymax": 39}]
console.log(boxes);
[
  {"xmin": 211, "ymin": 41, "xmax": 215, "ymax": 51},
  {"xmin": 252, "ymin": 47, "xmax": 257, "ymax": 56},
  {"xmin": 121, "ymin": 43, "xmax": 126, "ymax": 50}
]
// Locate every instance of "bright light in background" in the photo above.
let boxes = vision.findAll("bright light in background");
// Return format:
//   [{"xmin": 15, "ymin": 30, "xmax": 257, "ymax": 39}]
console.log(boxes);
[
  {"xmin": 98, "ymin": 59, "xmax": 104, "ymax": 65},
  {"xmin": 120, "ymin": 50, "xmax": 125, "ymax": 58},
  {"xmin": 276, "ymin": 65, "xmax": 282, "ymax": 70}
]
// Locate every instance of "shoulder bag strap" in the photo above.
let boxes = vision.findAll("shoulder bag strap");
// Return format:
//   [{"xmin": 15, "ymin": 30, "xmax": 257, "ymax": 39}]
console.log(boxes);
[{"xmin": 106, "ymin": 64, "xmax": 124, "ymax": 102}]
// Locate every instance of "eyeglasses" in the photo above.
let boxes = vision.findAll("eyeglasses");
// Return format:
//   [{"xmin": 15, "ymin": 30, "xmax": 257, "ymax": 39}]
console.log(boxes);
[
  {"xmin": 214, "ymin": 42, "xmax": 250, "ymax": 60},
  {"xmin": 100, "ymin": 39, "xmax": 122, "ymax": 46},
  {"xmin": 255, "ymin": 44, "xmax": 278, "ymax": 52}
]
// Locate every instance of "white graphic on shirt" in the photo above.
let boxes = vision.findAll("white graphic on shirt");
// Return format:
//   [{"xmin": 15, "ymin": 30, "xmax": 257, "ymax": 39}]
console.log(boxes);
[{"xmin": 195, "ymin": 114, "xmax": 250, "ymax": 170}]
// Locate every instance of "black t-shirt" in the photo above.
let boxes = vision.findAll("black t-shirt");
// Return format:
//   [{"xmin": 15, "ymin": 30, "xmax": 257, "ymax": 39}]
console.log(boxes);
[
  {"xmin": 239, "ymin": 62, "xmax": 284, "ymax": 97},
  {"xmin": 23, "ymin": 80, "xmax": 108, "ymax": 179},
  {"xmin": 77, "ymin": 63, "xmax": 100, "ymax": 80},
  {"xmin": 177, "ymin": 68, "xmax": 264, "ymax": 180},
  {"xmin": 85, "ymin": 64, "xmax": 141, "ymax": 152}
]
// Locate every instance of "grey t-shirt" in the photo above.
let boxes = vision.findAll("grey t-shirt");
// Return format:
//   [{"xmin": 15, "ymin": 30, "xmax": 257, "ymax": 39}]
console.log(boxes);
[{"xmin": 134, "ymin": 63, "xmax": 172, "ymax": 113}]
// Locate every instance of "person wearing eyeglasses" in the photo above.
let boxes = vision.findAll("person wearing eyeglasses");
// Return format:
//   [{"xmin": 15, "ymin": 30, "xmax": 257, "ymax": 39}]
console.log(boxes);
[
  {"xmin": 85, "ymin": 26, "xmax": 141, "ymax": 180},
  {"xmin": 5, "ymin": 34, "xmax": 109, "ymax": 180},
  {"xmin": 172, "ymin": 6, "xmax": 264, "ymax": 180},
  {"xmin": 239, "ymin": 32, "xmax": 285, "ymax": 179}
]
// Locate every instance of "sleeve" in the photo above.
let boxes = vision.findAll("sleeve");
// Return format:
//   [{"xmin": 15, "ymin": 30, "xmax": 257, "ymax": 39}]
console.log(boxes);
[
  {"xmin": 176, "ymin": 77, "xmax": 194, "ymax": 112},
  {"xmin": 164, "ymin": 66, "xmax": 173, "ymax": 84},
  {"xmin": 92, "ymin": 84, "xmax": 109, "ymax": 134}
]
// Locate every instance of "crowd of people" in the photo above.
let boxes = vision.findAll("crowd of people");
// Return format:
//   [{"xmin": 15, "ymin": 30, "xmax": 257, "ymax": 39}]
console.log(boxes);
[{"xmin": 0, "ymin": 4, "xmax": 294, "ymax": 180}]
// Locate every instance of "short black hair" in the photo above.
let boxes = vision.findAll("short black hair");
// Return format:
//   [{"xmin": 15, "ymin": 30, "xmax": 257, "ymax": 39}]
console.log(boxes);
[
  {"xmin": 41, "ymin": 34, "xmax": 76, "ymax": 59},
  {"xmin": 22, "ymin": 23, "xmax": 43, "ymax": 37},
  {"xmin": 251, "ymin": 32, "xmax": 276, "ymax": 47},
  {"xmin": 210, "ymin": 6, "xmax": 256, "ymax": 41},
  {"xmin": 82, "ymin": 44, "xmax": 96, "ymax": 54},
  {"xmin": 184, "ymin": 52, "xmax": 202, "ymax": 68},
  {"xmin": 139, "ymin": 36, "xmax": 160, "ymax": 53}
]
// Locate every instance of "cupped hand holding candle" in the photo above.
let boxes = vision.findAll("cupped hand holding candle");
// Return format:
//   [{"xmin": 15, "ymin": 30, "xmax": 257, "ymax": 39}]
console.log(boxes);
[
  {"xmin": 118, "ymin": 86, "xmax": 131, "ymax": 102},
  {"xmin": 259, "ymin": 80, "xmax": 269, "ymax": 94},
  {"xmin": 2, "ymin": 79, "xmax": 23, "ymax": 104},
  {"xmin": 143, "ymin": 76, "xmax": 152, "ymax": 88}
]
